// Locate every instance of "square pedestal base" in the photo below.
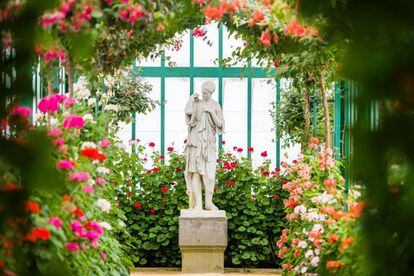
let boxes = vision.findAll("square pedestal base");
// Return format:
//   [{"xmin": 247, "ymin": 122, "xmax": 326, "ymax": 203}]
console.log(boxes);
[{"xmin": 179, "ymin": 210, "xmax": 227, "ymax": 273}]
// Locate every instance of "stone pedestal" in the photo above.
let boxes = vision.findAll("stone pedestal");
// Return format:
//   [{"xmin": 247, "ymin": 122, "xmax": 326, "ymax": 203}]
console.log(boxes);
[{"xmin": 179, "ymin": 209, "xmax": 227, "ymax": 273}]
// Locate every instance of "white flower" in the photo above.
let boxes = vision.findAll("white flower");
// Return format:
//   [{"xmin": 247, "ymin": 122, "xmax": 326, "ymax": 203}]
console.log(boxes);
[
  {"xmin": 301, "ymin": 267, "xmax": 308, "ymax": 274},
  {"xmin": 298, "ymin": 241, "xmax": 308, "ymax": 249},
  {"xmin": 310, "ymin": 256, "xmax": 320, "ymax": 267},
  {"xmin": 306, "ymin": 212, "xmax": 319, "ymax": 222},
  {"xmin": 50, "ymin": 117, "xmax": 58, "ymax": 127},
  {"xmin": 294, "ymin": 205, "xmax": 307, "ymax": 215},
  {"xmin": 74, "ymin": 76, "xmax": 91, "ymax": 99},
  {"xmin": 305, "ymin": 250, "xmax": 314, "ymax": 258},
  {"xmin": 87, "ymin": 98, "xmax": 96, "ymax": 106},
  {"xmin": 312, "ymin": 224, "xmax": 324, "ymax": 233},
  {"xmin": 104, "ymin": 104, "xmax": 119, "ymax": 112},
  {"xmin": 33, "ymin": 112, "xmax": 44, "ymax": 122},
  {"xmin": 81, "ymin": 141, "xmax": 97, "ymax": 150},
  {"xmin": 99, "ymin": 221, "xmax": 112, "ymax": 230},
  {"xmin": 83, "ymin": 114, "xmax": 94, "ymax": 121},
  {"xmin": 115, "ymin": 142, "xmax": 126, "ymax": 150},
  {"xmin": 97, "ymin": 167, "xmax": 110, "ymax": 174},
  {"xmin": 96, "ymin": 198, "xmax": 111, "ymax": 213}
]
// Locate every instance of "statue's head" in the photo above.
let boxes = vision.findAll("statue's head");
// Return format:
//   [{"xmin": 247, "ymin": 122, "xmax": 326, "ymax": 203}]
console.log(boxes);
[{"xmin": 201, "ymin": 81, "xmax": 215, "ymax": 100}]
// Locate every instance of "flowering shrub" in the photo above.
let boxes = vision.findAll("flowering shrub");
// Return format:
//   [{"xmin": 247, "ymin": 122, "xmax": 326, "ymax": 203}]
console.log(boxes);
[
  {"xmin": 276, "ymin": 139, "xmax": 364, "ymax": 275},
  {"xmin": 113, "ymin": 142, "xmax": 287, "ymax": 267},
  {"xmin": 0, "ymin": 94, "xmax": 132, "ymax": 275}
]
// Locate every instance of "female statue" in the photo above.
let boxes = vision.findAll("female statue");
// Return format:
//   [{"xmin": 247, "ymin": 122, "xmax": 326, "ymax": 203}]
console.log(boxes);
[{"xmin": 184, "ymin": 81, "xmax": 224, "ymax": 211}]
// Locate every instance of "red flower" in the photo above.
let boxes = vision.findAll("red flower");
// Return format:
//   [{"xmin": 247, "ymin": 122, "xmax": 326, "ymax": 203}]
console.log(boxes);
[
  {"xmin": 214, "ymin": 187, "xmax": 217, "ymax": 193},
  {"xmin": 26, "ymin": 200, "xmax": 40, "ymax": 214},
  {"xmin": 126, "ymin": 191, "xmax": 132, "ymax": 197},
  {"xmin": 204, "ymin": 6, "xmax": 225, "ymax": 22},
  {"xmin": 133, "ymin": 202, "xmax": 142, "ymax": 208},
  {"xmin": 263, "ymin": 171, "xmax": 270, "ymax": 177},
  {"xmin": 261, "ymin": 151, "xmax": 268, "ymax": 157},
  {"xmin": 175, "ymin": 166, "xmax": 182, "ymax": 172},
  {"xmin": 258, "ymin": 32, "xmax": 272, "ymax": 47},
  {"xmin": 252, "ymin": 194, "xmax": 257, "ymax": 199},
  {"xmin": 72, "ymin": 208, "xmax": 84, "ymax": 217},
  {"xmin": 184, "ymin": 139, "xmax": 188, "ymax": 144},
  {"xmin": 2, "ymin": 182, "xmax": 21, "ymax": 191},
  {"xmin": 161, "ymin": 186, "xmax": 168, "ymax": 194},
  {"xmin": 230, "ymin": 162, "xmax": 237, "ymax": 169},
  {"xmin": 162, "ymin": 196, "xmax": 167, "ymax": 200},
  {"xmin": 149, "ymin": 208, "xmax": 156, "ymax": 214},
  {"xmin": 227, "ymin": 180, "xmax": 235, "ymax": 186},
  {"xmin": 248, "ymin": 147, "xmax": 254, "ymax": 152},
  {"xmin": 329, "ymin": 233, "xmax": 339, "ymax": 244},
  {"xmin": 153, "ymin": 167, "xmax": 160, "ymax": 173},
  {"xmin": 281, "ymin": 179, "xmax": 288, "ymax": 185},
  {"xmin": 80, "ymin": 148, "xmax": 106, "ymax": 161},
  {"xmin": 273, "ymin": 33, "xmax": 279, "ymax": 43},
  {"xmin": 167, "ymin": 146, "xmax": 174, "ymax": 152},
  {"xmin": 146, "ymin": 169, "xmax": 152, "ymax": 174},
  {"xmin": 237, "ymin": 148, "xmax": 243, "ymax": 153},
  {"xmin": 248, "ymin": 9, "xmax": 265, "ymax": 26},
  {"xmin": 273, "ymin": 194, "xmax": 279, "ymax": 199},
  {"xmin": 233, "ymin": 146, "xmax": 238, "ymax": 151},
  {"xmin": 221, "ymin": 140, "xmax": 226, "ymax": 145},
  {"xmin": 275, "ymin": 167, "xmax": 281, "ymax": 172},
  {"xmin": 23, "ymin": 227, "xmax": 51, "ymax": 242},
  {"xmin": 273, "ymin": 60, "xmax": 279, "ymax": 68},
  {"xmin": 149, "ymin": 142, "xmax": 155, "ymax": 147}
]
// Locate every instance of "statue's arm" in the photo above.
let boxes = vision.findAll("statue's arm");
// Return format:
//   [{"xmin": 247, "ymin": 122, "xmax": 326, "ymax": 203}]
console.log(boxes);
[{"xmin": 210, "ymin": 103, "xmax": 224, "ymax": 133}]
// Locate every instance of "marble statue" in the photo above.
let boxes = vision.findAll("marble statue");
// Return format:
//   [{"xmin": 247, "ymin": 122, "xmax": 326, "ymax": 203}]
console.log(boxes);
[{"xmin": 184, "ymin": 81, "xmax": 224, "ymax": 211}]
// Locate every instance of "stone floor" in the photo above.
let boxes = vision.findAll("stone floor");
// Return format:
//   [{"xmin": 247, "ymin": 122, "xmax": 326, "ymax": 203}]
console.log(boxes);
[{"xmin": 131, "ymin": 268, "xmax": 281, "ymax": 275}]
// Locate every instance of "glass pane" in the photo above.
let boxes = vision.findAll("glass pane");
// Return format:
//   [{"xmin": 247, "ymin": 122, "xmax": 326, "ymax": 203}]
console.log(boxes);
[
  {"xmin": 165, "ymin": 78, "xmax": 190, "ymax": 156},
  {"xmin": 223, "ymin": 27, "xmax": 247, "ymax": 67},
  {"xmin": 165, "ymin": 31, "xmax": 190, "ymax": 67},
  {"xmin": 135, "ymin": 78, "xmax": 161, "ymax": 150},
  {"xmin": 194, "ymin": 23, "xmax": 219, "ymax": 67},
  {"xmin": 222, "ymin": 78, "xmax": 247, "ymax": 151},
  {"xmin": 116, "ymin": 122, "xmax": 132, "ymax": 152},
  {"xmin": 251, "ymin": 79, "xmax": 276, "ymax": 167}
]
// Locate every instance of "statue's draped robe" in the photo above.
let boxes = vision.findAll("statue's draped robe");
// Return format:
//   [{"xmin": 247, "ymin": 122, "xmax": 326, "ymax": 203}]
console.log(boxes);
[{"xmin": 184, "ymin": 98, "xmax": 224, "ymax": 197}]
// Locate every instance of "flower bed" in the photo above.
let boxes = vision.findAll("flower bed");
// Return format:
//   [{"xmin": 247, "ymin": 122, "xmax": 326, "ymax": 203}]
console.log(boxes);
[
  {"xmin": 0, "ymin": 94, "xmax": 132, "ymax": 275},
  {"xmin": 276, "ymin": 138, "xmax": 364, "ymax": 275},
  {"xmin": 113, "ymin": 143, "xmax": 287, "ymax": 268}
]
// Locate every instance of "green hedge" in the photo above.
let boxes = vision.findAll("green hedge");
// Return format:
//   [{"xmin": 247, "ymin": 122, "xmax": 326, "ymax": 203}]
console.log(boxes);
[{"xmin": 113, "ymin": 145, "xmax": 287, "ymax": 268}]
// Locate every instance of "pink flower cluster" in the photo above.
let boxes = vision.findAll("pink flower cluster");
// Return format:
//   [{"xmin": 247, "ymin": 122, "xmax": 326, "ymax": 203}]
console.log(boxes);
[
  {"xmin": 118, "ymin": 4, "xmax": 146, "ymax": 24},
  {"xmin": 70, "ymin": 220, "xmax": 104, "ymax": 248},
  {"xmin": 48, "ymin": 217, "xmax": 63, "ymax": 229},
  {"xmin": 63, "ymin": 115, "xmax": 85, "ymax": 129},
  {"xmin": 38, "ymin": 94, "xmax": 66, "ymax": 114},
  {"xmin": 10, "ymin": 106, "xmax": 32, "ymax": 117},
  {"xmin": 69, "ymin": 172, "xmax": 90, "ymax": 182},
  {"xmin": 57, "ymin": 160, "xmax": 76, "ymax": 170}
]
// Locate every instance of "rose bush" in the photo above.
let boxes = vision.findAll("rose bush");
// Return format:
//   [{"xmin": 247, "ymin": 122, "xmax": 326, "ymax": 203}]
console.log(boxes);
[
  {"xmin": 113, "ymin": 142, "xmax": 287, "ymax": 268},
  {"xmin": 276, "ymin": 138, "xmax": 365, "ymax": 275}
]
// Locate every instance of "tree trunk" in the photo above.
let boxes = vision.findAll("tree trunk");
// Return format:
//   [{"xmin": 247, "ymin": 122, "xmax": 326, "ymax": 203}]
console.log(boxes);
[
  {"xmin": 319, "ymin": 74, "xmax": 332, "ymax": 149},
  {"xmin": 47, "ymin": 78, "xmax": 53, "ymax": 95},
  {"xmin": 302, "ymin": 85, "xmax": 311, "ymax": 150}
]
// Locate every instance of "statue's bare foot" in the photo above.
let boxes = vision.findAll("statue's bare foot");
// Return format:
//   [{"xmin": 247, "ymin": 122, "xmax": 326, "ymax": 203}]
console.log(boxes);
[
  {"xmin": 205, "ymin": 203, "xmax": 219, "ymax": 211},
  {"xmin": 192, "ymin": 204, "xmax": 203, "ymax": 211}
]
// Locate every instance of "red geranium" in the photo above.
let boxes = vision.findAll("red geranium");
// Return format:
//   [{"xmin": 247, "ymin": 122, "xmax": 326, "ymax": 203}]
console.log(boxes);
[
  {"xmin": 167, "ymin": 146, "xmax": 174, "ymax": 152},
  {"xmin": 261, "ymin": 151, "xmax": 268, "ymax": 157},
  {"xmin": 149, "ymin": 208, "xmax": 156, "ymax": 214},
  {"xmin": 80, "ymin": 148, "xmax": 107, "ymax": 161},
  {"xmin": 248, "ymin": 147, "xmax": 254, "ymax": 152},
  {"xmin": 26, "ymin": 200, "xmax": 40, "ymax": 214},
  {"xmin": 134, "ymin": 202, "xmax": 142, "ymax": 208},
  {"xmin": 23, "ymin": 227, "xmax": 51, "ymax": 242},
  {"xmin": 149, "ymin": 142, "xmax": 155, "ymax": 147},
  {"xmin": 227, "ymin": 180, "xmax": 235, "ymax": 187},
  {"xmin": 161, "ymin": 186, "xmax": 168, "ymax": 194}
]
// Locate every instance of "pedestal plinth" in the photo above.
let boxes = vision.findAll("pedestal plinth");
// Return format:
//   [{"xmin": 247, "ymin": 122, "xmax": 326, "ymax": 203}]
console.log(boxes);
[{"xmin": 179, "ymin": 209, "xmax": 227, "ymax": 273}]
